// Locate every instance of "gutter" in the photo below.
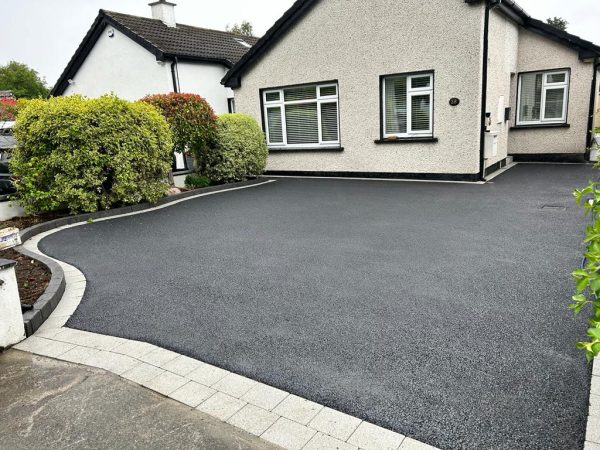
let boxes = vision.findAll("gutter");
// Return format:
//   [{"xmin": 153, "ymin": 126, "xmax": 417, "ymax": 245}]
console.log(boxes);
[
  {"xmin": 477, "ymin": 1, "xmax": 492, "ymax": 181},
  {"xmin": 587, "ymin": 60, "xmax": 600, "ymax": 159}
]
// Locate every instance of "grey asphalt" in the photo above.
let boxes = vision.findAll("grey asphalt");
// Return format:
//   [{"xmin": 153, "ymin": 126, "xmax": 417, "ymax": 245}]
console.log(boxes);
[
  {"xmin": 0, "ymin": 350, "xmax": 277, "ymax": 450},
  {"xmin": 40, "ymin": 164, "xmax": 594, "ymax": 450}
]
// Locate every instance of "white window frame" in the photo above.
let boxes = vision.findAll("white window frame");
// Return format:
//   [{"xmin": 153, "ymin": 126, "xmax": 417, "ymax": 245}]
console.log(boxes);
[
  {"xmin": 263, "ymin": 82, "xmax": 340, "ymax": 149},
  {"xmin": 516, "ymin": 69, "xmax": 570, "ymax": 126},
  {"xmin": 382, "ymin": 73, "xmax": 434, "ymax": 138}
]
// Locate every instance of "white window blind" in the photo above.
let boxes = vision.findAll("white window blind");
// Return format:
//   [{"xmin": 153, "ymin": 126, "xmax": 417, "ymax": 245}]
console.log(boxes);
[
  {"xmin": 263, "ymin": 83, "xmax": 339, "ymax": 149},
  {"xmin": 383, "ymin": 73, "xmax": 433, "ymax": 138},
  {"xmin": 517, "ymin": 70, "xmax": 569, "ymax": 125}
]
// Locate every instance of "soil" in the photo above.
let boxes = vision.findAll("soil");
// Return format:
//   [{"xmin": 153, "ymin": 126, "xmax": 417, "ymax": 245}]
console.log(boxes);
[
  {"xmin": 0, "ymin": 212, "xmax": 67, "ymax": 231},
  {"xmin": 0, "ymin": 247, "xmax": 50, "ymax": 306}
]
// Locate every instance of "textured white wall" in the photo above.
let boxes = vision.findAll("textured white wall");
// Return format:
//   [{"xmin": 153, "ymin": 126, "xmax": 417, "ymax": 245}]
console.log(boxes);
[
  {"xmin": 63, "ymin": 26, "xmax": 172, "ymax": 100},
  {"xmin": 508, "ymin": 28, "xmax": 595, "ymax": 155},
  {"xmin": 485, "ymin": 9, "xmax": 519, "ymax": 168},
  {"xmin": 0, "ymin": 264, "xmax": 25, "ymax": 348},
  {"xmin": 176, "ymin": 62, "xmax": 233, "ymax": 114},
  {"xmin": 595, "ymin": 70, "xmax": 600, "ymax": 129},
  {"xmin": 233, "ymin": 0, "xmax": 486, "ymax": 175}
]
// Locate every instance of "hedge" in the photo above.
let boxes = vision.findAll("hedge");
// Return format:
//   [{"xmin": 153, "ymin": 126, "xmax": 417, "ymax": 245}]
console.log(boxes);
[
  {"xmin": 141, "ymin": 93, "xmax": 217, "ymax": 167},
  {"xmin": 201, "ymin": 114, "xmax": 268, "ymax": 183},
  {"xmin": 11, "ymin": 95, "xmax": 173, "ymax": 214}
]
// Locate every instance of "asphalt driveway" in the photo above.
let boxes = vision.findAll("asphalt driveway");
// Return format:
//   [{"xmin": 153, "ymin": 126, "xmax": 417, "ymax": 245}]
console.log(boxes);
[{"xmin": 40, "ymin": 164, "xmax": 594, "ymax": 450}]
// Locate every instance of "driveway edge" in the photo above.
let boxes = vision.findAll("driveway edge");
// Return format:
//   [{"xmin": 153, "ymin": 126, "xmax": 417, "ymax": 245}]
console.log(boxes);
[
  {"xmin": 13, "ymin": 179, "xmax": 269, "ymax": 337},
  {"xmin": 13, "ymin": 178, "xmax": 440, "ymax": 450}
]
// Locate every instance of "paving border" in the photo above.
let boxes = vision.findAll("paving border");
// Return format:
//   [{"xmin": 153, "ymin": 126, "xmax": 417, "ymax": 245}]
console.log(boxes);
[
  {"xmin": 12, "ymin": 178, "xmax": 439, "ymax": 450},
  {"xmin": 13, "ymin": 178, "xmax": 268, "ymax": 337}
]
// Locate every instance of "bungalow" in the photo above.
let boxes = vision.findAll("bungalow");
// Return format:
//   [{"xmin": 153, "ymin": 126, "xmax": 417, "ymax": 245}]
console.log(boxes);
[
  {"xmin": 222, "ymin": 0, "xmax": 600, "ymax": 181},
  {"xmin": 51, "ymin": 1, "xmax": 258, "ymax": 115}
]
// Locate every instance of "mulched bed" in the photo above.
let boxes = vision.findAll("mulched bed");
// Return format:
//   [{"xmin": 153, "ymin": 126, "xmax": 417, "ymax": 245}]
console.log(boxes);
[{"xmin": 0, "ymin": 247, "xmax": 50, "ymax": 306}]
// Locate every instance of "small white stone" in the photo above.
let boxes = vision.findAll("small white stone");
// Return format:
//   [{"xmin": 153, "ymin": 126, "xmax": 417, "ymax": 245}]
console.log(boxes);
[
  {"xmin": 212, "ymin": 372, "xmax": 257, "ymax": 398},
  {"xmin": 169, "ymin": 381, "xmax": 215, "ymax": 408},
  {"xmin": 261, "ymin": 417, "xmax": 316, "ymax": 450},
  {"xmin": 187, "ymin": 362, "xmax": 229, "ymax": 386},
  {"xmin": 143, "ymin": 371, "xmax": 188, "ymax": 396},
  {"xmin": 227, "ymin": 404, "xmax": 278, "ymax": 436},
  {"xmin": 308, "ymin": 407, "xmax": 362, "ymax": 441},
  {"xmin": 162, "ymin": 355, "xmax": 201, "ymax": 376},
  {"xmin": 304, "ymin": 432, "xmax": 359, "ymax": 450},
  {"xmin": 84, "ymin": 350, "xmax": 139, "ymax": 375},
  {"xmin": 58, "ymin": 346, "xmax": 100, "ymax": 365},
  {"xmin": 121, "ymin": 363, "xmax": 165, "ymax": 385},
  {"xmin": 347, "ymin": 421, "xmax": 405, "ymax": 450},
  {"xmin": 14, "ymin": 336, "xmax": 75, "ymax": 358},
  {"xmin": 197, "ymin": 392, "xmax": 246, "ymax": 421},
  {"xmin": 139, "ymin": 347, "xmax": 180, "ymax": 367},
  {"xmin": 241, "ymin": 383, "xmax": 289, "ymax": 411},
  {"xmin": 272, "ymin": 394, "xmax": 323, "ymax": 425},
  {"xmin": 111, "ymin": 340, "xmax": 156, "ymax": 359}
]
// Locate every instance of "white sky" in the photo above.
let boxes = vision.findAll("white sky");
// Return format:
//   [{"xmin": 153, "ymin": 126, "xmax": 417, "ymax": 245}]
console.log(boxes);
[{"xmin": 0, "ymin": 0, "xmax": 598, "ymax": 89}]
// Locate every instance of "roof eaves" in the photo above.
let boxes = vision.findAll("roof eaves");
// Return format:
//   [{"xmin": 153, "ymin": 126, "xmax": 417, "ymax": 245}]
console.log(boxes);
[{"xmin": 221, "ymin": 0, "xmax": 319, "ymax": 88}]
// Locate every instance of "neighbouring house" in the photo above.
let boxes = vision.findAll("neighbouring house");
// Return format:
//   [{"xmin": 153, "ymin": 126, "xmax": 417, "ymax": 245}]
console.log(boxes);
[
  {"xmin": 51, "ymin": 0, "xmax": 257, "ymax": 173},
  {"xmin": 222, "ymin": 0, "xmax": 600, "ymax": 181},
  {"xmin": 0, "ymin": 91, "xmax": 15, "ymax": 100}
]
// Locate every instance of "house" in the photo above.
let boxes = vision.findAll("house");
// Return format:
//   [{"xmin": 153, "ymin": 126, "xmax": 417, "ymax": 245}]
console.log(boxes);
[
  {"xmin": 222, "ymin": 0, "xmax": 600, "ymax": 181},
  {"xmin": 0, "ymin": 91, "xmax": 15, "ymax": 100},
  {"xmin": 51, "ymin": 1, "xmax": 258, "ymax": 116}
]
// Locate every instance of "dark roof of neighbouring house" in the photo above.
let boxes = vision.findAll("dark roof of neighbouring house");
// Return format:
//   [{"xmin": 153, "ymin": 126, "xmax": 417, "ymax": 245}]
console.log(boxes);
[
  {"xmin": 52, "ymin": 10, "xmax": 259, "ymax": 96},
  {"xmin": 222, "ymin": 0, "xmax": 600, "ymax": 88}
]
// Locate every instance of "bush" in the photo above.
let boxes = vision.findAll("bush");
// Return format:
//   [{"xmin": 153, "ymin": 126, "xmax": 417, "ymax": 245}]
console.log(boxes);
[
  {"xmin": 11, "ymin": 95, "xmax": 173, "ymax": 214},
  {"xmin": 0, "ymin": 98, "xmax": 18, "ymax": 121},
  {"xmin": 140, "ymin": 93, "xmax": 217, "ymax": 165},
  {"xmin": 184, "ymin": 173, "xmax": 211, "ymax": 189},
  {"xmin": 200, "ymin": 114, "xmax": 268, "ymax": 183}
]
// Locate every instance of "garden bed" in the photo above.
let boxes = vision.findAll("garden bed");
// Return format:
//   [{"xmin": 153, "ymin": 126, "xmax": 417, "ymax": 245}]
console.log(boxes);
[{"xmin": 0, "ymin": 247, "xmax": 50, "ymax": 306}]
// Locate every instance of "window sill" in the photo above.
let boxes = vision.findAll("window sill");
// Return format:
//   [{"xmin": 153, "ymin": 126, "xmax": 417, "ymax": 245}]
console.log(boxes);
[
  {"xmin": 269, "ymin": 147, "xmax": 344, "ymax": 153},
  {"xmin": 510, "ymin": 123, "xmax": 570, "ymax": 130},
  {"xmin": 374, "ymin": 137, "xmax": 438, "ymax": 144}
]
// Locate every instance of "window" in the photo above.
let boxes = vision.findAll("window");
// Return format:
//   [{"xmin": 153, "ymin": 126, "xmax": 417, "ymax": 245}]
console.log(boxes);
[
  {"xmin": 517, "ymin": 70, "xmax": 569, "ymax": 125},
  {"xmin": 227, "ymin": 98, "xmax": 235, "ymax": 114},
  {"xmin": 262, "ymin": 82, "xmax": 340, "ymax": 149},
  {"xmin": 382, "ymin": 72, "xmax": 433, "ymax": 138}
]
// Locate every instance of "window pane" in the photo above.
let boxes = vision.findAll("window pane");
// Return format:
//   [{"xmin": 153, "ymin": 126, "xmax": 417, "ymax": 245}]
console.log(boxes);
[
  {"xmin": 384, "ymin": 76, "xmax": 407, "ymax": 134},
  {"xmin": 519, "ymin": 73, "xmax": 543, "ymax": 122},
  {"xmin": 544, "ymin": 88, "xmax": 565, "ymax": 119},
  {"xmin": 284, "ymin": 86, "xmax": 317, "ymax": 102},
  {"xmin": 285, "ymin": 103, "xmax": 319, "ymax": 144},
  {"xmin": 267, "ymin": 107, "xmax": 283, "ymax": 143},
  {"xmin": 320, "ymin": 102, "xmax": 338, "ymax": 142},
  {"xmin": 411, "ymin": 76, "xmax": 431, "ymax": 89},
  {"xmin": 265, "ymin": 91, "xmax": 280, "ymax": 102},
  {"xmin": 319, "ymin": 85, "xmax": 337, "ymax": 97},
  {"xmin": 547, "ymin": 73, "xmax": 566, "ymax": 83},
  {"xmin": 411, "ymin": 94, "xmax": 431, "ymax": 131}
]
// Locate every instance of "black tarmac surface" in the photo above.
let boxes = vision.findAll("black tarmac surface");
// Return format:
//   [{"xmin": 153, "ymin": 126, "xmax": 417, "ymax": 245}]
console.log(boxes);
[{"xmin": 40, "ymin": 164, "xmax": 594, "ymax": 450}]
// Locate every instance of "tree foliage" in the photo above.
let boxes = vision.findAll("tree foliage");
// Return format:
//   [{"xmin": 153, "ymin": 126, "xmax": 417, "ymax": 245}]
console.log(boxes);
[
  {"xmin": 199, "ymin": 114, "xmax": 268, "ymax": 183},
  {"xmin": 11, "ymin": 95, "xmax": 173, "ymax": 214},
  {"xmin": 141, "ymin": 93, "xmax": 218, "ymax": 166},
  {"xmin": 226, "ymin": 21, "xmax": 254, "ymax": 37},
  {"xmin": 0, "ymin": 61, "xmax": 49, "ymax": 99},
  {"xmin": 546, "ymin": 17, "xmax": 568, "ymax": 32}
]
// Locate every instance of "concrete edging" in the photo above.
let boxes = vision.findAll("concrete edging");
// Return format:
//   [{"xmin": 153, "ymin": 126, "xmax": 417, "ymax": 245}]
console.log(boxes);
[{"xmin": 13, "ymin": 178, "xmax": 268, "ymax": 337}]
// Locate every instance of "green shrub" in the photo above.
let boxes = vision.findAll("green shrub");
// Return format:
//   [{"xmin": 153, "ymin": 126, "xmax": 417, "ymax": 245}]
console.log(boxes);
[
  {"xmin": 184, "ymin": 173, "xmax": 211, "ymax": 189},
  {"xmin": 201, "ymin": 114, "xmax": 268, "ymax": 183},
  {"xmin": 140, "ymin": 93, "xmax": 217, "ymax": 166},
  {"xmin": 11, "ymin": 95, "xmax": 173, "ymax": 214}
]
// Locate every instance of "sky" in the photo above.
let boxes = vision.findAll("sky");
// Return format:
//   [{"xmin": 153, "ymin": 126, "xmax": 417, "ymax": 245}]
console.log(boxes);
[{"xmin": 0, "ymin": 0, "xmax": 599, "ymax": 89}]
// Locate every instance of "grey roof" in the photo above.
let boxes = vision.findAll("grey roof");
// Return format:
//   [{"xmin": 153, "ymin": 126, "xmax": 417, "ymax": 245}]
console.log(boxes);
[{"xmin": 102, "ymin": 10, "xmax": 259, "ymax": 65}]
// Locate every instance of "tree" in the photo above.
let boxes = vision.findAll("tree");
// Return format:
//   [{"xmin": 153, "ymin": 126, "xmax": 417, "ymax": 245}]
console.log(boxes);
[
  {"xmin": 226, "ymin": 21, "xmax": 254, "ymax": 37},
  {"xmin": 546, "ymin": 17, "xmax": 568, "ymax": 32},
  {"xmin": 0, "ymin": 61, "xmax": 49, "ymax": 99}
]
